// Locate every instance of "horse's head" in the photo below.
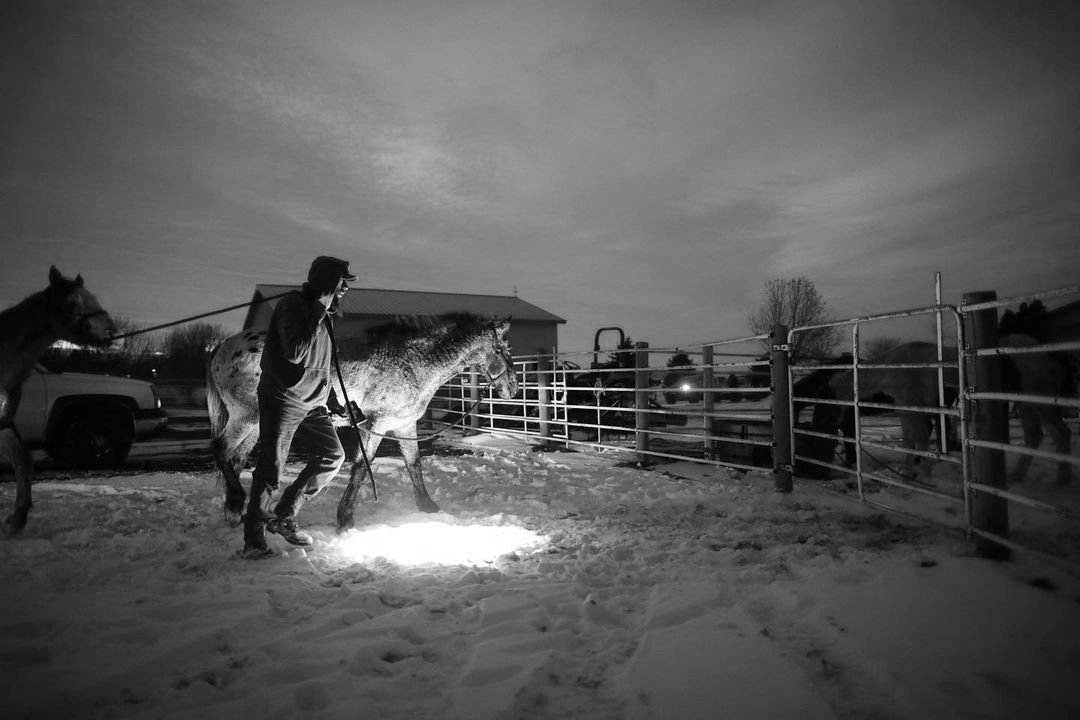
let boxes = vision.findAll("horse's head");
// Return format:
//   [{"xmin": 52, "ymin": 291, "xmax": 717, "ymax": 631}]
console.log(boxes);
[
  {"xmin": 45, "ymin": 266, "xmax": 119, "ymax": 347},
  {"xmin": 482, "ymin": 317, "xmax": 519, "ymax": 400}
]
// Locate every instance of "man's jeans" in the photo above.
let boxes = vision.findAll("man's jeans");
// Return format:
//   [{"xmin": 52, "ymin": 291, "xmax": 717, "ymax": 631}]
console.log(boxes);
[{"xmin": 244, "ymin": 393, "xmax": 345, "ymax": 548}]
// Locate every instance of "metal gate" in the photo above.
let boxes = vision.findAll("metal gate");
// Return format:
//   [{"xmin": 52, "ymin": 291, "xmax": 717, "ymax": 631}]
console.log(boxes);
[
  {"xmin": 788, "ymin": 303, "xmax": 969, "ymax": 528},
  {"xmin": 787, "ymin": 283, "xmax": 1080, "ymax": 567},
  {"xmin": 427, "ymin": 282, "xmax": 1080, "ymax": 567}
]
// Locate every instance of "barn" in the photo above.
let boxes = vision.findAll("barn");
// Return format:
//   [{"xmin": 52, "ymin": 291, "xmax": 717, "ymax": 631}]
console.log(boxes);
[{"xmin": 242, "ymin": 285, "xmax": 566, "ymax": 356}]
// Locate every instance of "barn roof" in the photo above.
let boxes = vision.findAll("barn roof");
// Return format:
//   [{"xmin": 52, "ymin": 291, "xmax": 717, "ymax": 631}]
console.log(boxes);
[{"xmin": 245, "ymin": 285, "xmax": 566, "ymax": 326}]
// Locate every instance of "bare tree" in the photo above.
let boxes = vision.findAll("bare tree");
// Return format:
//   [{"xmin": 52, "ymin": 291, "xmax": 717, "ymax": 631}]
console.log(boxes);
[
  {"xmin": 748, "ymin": 277, "xmax": 841, "ymax": 362},
  {"xmin": 160, "ymin": 322, "xmax": 231, "ymax": 378},
  {"xmin": 112, "ymin": 315, "xmax": 161, "ymax": 360}
]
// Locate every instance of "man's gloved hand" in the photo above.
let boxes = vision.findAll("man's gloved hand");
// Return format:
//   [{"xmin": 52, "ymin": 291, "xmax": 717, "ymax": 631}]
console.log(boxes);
[
  {"xmin": 328, "ymin": 389, "xmax": 347, "ymax": 417},
  {"xmin": 327, "ymin": 391, "xmax": 364, "ymax": 423}
]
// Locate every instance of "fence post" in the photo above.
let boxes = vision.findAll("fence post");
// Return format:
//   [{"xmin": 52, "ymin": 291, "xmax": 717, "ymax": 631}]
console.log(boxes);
[
  {"xmin": 635, "ymin": 341, "xmax": 651, "ymax": 463},
  {"xmin": 469, "ymin": 367, "xmax": 481, "ymax": 435},
  {"xmin": 771, "ymin": 324, "xmax": 793, "ymax": 493},
  {"xmin": 963, "ymin": 290, "xmax": 1010, "ymax": 560},
  {"xmin": 702, "ymin": 345, "xmax": 715, "ymax": 461},
  {"xmin": 537, "ymin": 353, "xmax": 551, "ymax": 447}
]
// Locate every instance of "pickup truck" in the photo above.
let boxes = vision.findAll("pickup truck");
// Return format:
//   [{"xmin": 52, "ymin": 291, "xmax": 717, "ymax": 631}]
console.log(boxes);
[{"xmin": 14, "ymin": 365, "xmax": 168, "ymax": 469}]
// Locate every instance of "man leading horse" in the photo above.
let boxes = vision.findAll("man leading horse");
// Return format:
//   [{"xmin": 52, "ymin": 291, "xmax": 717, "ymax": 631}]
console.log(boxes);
[{"xmin": 243, "ymin": 255, "xmax": 357, "ymax": 558}]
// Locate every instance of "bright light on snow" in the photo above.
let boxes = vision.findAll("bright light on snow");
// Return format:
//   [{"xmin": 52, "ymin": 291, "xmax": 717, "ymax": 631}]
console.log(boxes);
[{"xmin": 336, "ymin": 521, "xmax": 548, "ymax": 566}]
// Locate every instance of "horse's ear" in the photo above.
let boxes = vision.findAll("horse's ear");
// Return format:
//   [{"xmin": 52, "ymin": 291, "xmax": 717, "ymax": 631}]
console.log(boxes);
[
  {"xmin": 49, "ymin": 265, "xmax": 62, "ymax": 286},
  {"xmin": 75, "ymin": 274, "xmax": 84, "ymax": 287}
]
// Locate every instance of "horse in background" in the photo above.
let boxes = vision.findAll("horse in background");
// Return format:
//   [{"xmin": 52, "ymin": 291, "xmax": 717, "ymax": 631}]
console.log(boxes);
[
  {"xmin": 802, "ymin": 343, "xmax": 960, "ymax": 481},
  {"xmin": 999, "ymin": 300, "xmax": 1076, "ymax": 485},
  {"xmin": 0, "ymin": 267, "xmax": 119, "ymax": 533},
  {"xmin": 207, "ymin": 313, "xmax": 519, "ymax": 531}
]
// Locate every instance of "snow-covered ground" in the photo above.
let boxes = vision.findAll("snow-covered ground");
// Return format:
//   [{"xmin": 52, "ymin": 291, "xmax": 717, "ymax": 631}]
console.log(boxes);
[{"xmin": 2, "ymin": 432, "xmax": 1079, "ymax": 720}]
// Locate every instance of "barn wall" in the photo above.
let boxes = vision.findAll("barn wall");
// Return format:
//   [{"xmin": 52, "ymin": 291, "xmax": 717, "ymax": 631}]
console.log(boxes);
[
  {"xmin": 246, "ymin": 302, "xmax": 274, "ymax": 330},
  {"xmin": 248, "ymin": 313, "xmax": 558, "ymax": 357},
  {"xmin": 508, "ymin": 321, "xmax": 558, "ymax": 356},
  {"xmin": 244, "ymin": 303, "xmax": 559, "ymax": 355}
]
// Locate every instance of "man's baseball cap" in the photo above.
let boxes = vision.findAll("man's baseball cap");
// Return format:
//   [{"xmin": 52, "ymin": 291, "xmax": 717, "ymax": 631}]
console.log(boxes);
[{"xmin": 308, "ymin": 256, "xmax": 358, "ymax": 289}]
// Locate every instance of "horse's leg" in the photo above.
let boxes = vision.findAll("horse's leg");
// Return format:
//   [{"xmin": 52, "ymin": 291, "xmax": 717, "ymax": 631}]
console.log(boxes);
[
  {"xmin": 938, "ymin": 414, "xmax": 960, "ymax": 453},
  {"xmin": 1040, "ymin": 407, "xmax": 1072, "ymax": 486},
  {"xmin": 898, "ymin": 413, "xmax": 932, "ymax": 480},
  {"xmin": 336, "ymin": 428, "xmax": 385, "ymax": 532},
  {"xmin": 215, "ymin": 417, "xmax": 258, "ymax": 526},
  {"xmin": 916, "ymin": 414, "xmax": 934, "ymax": 480},
  {"xmin": 1010, "ymin": 405, "xmax": 1042, "ymax": 484},
  {"xmin": 0, "ymin": 426, "xmax": 33, "ymax": 533},
  {"xmin": 223, "ymin": 427, "xmax": 259, "ymax": 525},
  {"xmin": 841, "ymin": 407, "xmax": 857, "ymax": 466},
  {"xmin": 398, "ymin": 434, "xmax": 440, "ymax": 514}
]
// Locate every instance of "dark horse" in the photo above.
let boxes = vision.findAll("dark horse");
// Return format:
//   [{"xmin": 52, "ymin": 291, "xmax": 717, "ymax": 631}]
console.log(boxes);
[
  {"xmin": 801, "ymin": 343, "xmax": 961, "ymax": 480},
  {"xmin": 999, "ymin": 300, "xmax": 1076, "ymax": 485},
  {"xmin": 1, "ymin": 267, "xmax": 119, "ymax": 533},
  {"xmin": 805, "ymin": 302, "xmax": 1077, "ymax": 484},
  {"xmin": 207, "ymin": 313, "xmax": 519, "ymax": 531}
]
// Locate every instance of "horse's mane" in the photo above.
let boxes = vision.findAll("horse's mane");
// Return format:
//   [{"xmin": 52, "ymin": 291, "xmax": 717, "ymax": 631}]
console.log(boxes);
[
  {"xmin": 0, "ymin": 278, "xmax": 76, "ymax": 334},
  {"xmin": 339, "ymin": 312, "xmax": 496, "ymax": 362},
  {"xmin": 363, "ymin": 312, "xmax": 489, "ymax": 341},
  {"xmin": 1, "ymin": 273, "xmax": 82, "ymax": 316}
]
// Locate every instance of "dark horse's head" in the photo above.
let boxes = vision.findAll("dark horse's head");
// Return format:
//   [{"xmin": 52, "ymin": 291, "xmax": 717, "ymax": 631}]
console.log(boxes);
[
  {"xmin": 483, "ymin": 317, "xmax": 519, "ymax": 400},
  {"xmin": 999, "ymin": 300, "xmax": 1048, "ymax": 341},
  {"xmin": 44, "ymin": 266, "xmax": 119, "ymax": 347}
]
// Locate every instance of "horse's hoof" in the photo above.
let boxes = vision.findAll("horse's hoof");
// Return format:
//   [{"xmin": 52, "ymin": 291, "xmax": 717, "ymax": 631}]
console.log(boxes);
[
  {"xmin": 416, "ymin": 497, "xmax": 440, "ymax": 514},
  {"xmin": 224, "ymin": 506, "xmax": 244, "ymax": 527},
  {"xmin": 4, "ymin": 515, "xmax": 26, "ymax": 536}
]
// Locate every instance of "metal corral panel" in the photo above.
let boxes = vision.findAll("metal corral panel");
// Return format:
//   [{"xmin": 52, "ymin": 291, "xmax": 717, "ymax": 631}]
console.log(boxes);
[{"xmin": 709, "ymin": 398, "xmax": 773, "ymax": 467}]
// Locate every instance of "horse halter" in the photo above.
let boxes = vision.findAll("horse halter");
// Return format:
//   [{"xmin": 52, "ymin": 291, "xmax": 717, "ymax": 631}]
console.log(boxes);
[
  {"xmin": 483, "ymin": 327, "xmax": 513, "ymax": 384},
  {"xmin": 48, "ymin": 287, "xmax": 111, "ymax": 329},
  {"xmin": 75, "ymin": 309, "xmax": 111, "ymax": 323}
]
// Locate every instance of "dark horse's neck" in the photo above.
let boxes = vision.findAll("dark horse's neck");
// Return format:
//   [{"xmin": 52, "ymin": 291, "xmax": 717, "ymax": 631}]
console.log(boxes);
[{"xmin": 0, "ymin": 290, "xmax": 60, "ymax": 388}]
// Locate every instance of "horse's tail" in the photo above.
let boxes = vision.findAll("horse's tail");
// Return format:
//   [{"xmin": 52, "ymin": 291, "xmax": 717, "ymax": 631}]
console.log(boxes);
[{"xmin": 205, "ymin": 350, "xmax": 228, "ymax": 474}]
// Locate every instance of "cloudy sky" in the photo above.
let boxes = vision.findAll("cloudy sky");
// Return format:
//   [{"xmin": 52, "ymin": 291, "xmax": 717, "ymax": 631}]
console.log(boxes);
[{"xmin": 3, "ymin": 0, "xmax": 1078, "ymax": 353}]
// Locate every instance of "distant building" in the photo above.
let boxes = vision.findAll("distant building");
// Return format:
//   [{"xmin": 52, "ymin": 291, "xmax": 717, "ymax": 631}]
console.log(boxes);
[{"xmin": 242, "ymin": 285, "xmax": 565, "ymax": 356}]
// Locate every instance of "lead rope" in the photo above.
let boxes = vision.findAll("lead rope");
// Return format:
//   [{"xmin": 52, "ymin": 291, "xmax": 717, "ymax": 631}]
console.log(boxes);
[
  {"xmin": 327, "ymin": 316, "xmax": 379, "ymax": 502},
  {"xmin": 110, "ymin": 291, "xmax": 292, "ymax": 341}
]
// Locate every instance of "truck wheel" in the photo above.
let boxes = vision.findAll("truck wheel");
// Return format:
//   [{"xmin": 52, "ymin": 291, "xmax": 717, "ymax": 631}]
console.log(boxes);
[{"xmin": 57, "ymin": 411, "xmax": 134, "ymax": 469}]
